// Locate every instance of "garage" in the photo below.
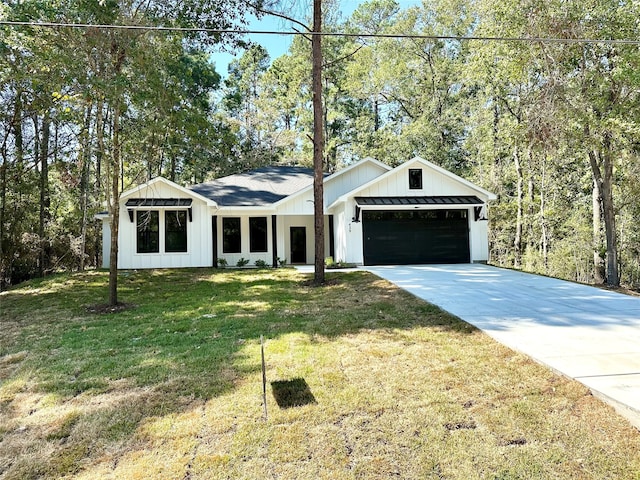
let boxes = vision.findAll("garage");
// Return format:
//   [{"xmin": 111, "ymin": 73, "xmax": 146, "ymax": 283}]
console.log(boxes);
[
  {"xmin": 355, "ymin": 195, "xmax": 485, "ymax": 265},
  {"xmin": 362, "ymin": 209, "xmax": 470, "ymax": 265}
]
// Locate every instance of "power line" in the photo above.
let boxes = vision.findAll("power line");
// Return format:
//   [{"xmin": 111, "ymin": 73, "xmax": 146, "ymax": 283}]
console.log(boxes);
[{"xmin": 1, "ymin": 20, "xmax": 640, "ymax": 45}]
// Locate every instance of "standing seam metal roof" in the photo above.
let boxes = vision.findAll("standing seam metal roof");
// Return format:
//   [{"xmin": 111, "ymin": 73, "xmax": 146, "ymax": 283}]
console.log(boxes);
[{"xmin": 354, "ymin": 196, "xmax": 485, "ymax": 206}]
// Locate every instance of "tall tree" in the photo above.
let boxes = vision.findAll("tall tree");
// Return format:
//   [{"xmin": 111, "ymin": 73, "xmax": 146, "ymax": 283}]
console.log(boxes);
[
  {"xmin": 75, "ymin": 0, "xmax": 250, "ymax": 305},
  {"xmin": 312, "ymin": 0, "xmax": 325, "ymax": 284},
  {"xmin": 249, "ymin": 0, "xmax": 327, "ymax": 283}
]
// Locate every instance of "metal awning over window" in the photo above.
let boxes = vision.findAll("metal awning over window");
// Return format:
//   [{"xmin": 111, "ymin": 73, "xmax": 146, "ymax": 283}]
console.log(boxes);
[
  {"xmin": 354, "ymin": 196, "xmax": 484, "ymax": 206},
  {"xmin": 125, "ymin": 198, "xmax": 193, "ymax": 222},
  {"xmin": 125, "ymin": 198, "xmax": 192, "ymax": 207}
]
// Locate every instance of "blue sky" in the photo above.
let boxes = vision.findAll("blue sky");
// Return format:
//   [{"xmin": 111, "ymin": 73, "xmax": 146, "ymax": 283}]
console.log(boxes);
[{"xmin": 212, "ymin": 0, "xmax": 421, "ymax": 76}]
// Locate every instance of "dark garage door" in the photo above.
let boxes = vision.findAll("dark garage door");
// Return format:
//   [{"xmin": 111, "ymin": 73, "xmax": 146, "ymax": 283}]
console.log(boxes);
[{"xmin": 362, "ymin": 210, "xmax": 470, "ymax": 265}]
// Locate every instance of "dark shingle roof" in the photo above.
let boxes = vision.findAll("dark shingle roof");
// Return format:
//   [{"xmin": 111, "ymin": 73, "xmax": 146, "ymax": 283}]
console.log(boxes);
[{"xmin": 189, "ymin": 166, "xmax": 314, "ymax": 207}]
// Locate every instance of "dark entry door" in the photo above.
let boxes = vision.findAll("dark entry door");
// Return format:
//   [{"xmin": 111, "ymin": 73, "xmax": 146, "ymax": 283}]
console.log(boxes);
[
  {"xmin": 290, "ymin": 226, "xmax": 307, "ymax": 263},
  {"xmin": 362, "ymin": 210, "xmax": 470, "ymax": 265}
]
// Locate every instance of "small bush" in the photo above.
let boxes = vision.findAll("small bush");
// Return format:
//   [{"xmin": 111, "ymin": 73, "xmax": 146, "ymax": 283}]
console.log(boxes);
[
  {"xmin": 255, "ymin": 259, "xmax": 268, "ymax": 268},
  {"xmin": 217, "ymin": 258, "xmax": 228, "ymax": 268},
  {"xmin": 236, "ymin": 258, "xmax": 250, "ymax": 267},
  {"xmin": 326, "ymin": 259, "xmax": 356, "ymax": 269}
]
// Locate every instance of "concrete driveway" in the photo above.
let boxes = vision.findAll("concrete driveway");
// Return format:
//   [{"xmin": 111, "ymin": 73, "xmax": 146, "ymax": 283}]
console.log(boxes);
[{"xmin": 365, "ymin": 264, "xmax": 640, "ymax": 429}]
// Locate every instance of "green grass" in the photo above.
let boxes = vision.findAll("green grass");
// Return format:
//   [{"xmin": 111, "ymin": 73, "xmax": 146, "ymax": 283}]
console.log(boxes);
[{"xmin": 1, "ymin": 268, "xmax": 639, "ymax": 479}]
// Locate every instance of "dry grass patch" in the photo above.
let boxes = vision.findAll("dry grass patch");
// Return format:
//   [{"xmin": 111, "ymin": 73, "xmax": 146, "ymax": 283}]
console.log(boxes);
[{"xmin": 1, "ymin": 268, "xmax": 639, "ymax": 479}]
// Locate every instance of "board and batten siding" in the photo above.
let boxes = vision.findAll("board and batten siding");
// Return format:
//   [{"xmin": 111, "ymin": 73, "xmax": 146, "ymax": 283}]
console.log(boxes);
[
  {"xmin": 355, "ymin": 166, "xmax": 482, "ymax": 198},
  {"xmin": 214, "ymin": 209, "xmax": 274, "ymax": 266},
  {"xmin": 100, "ymin": 220, "xmax": 111, "ymax": 268},
  {"xmin": 276, "ymin": 215, "xmax": 332, "ymax": 265},
  {"xmin": 116, "ymin": 181, "xmax": 212, "ymax": 269},
  {"xmin": 275, "ymin": 189, "xmax": 315, "ymax": 215},
  {"xmin": 330, "ymin": 205, "xmax": 365, "ymax": 265},
  {"xmin": 323, "ymin": 161, "xmax": 389, "ymax": 207}
]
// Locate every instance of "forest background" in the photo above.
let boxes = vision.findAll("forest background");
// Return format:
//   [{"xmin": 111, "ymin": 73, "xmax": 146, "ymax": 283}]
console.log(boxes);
[{"xmin": 1, "ymin": 0, "xmax": 639, "ymax": 290}]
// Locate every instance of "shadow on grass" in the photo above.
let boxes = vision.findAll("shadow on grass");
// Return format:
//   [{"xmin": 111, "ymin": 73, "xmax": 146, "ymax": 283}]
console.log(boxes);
[
  {"xmin": 271, "ymin": 378, "xmax": 317, "ymax": 408},
  {"xmin": 0, "ymin": 267, "xmax": 473, "ymax": 478}
]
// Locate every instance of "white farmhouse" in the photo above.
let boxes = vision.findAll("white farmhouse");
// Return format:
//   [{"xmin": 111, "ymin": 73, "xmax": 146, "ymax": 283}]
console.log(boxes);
[{"xmin": 97, "ymin": 157, "xmax": 496, "ymax": 269}]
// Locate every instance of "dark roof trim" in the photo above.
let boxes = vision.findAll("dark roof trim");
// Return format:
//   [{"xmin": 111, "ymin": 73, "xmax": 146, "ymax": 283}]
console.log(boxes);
[
  {"xmin": 125, "ymin": 198, "xmax": 192, "ymax": 207},
  {"xmin": 354, "ymin": 196, "xmax": 484, "ymax": 206}
]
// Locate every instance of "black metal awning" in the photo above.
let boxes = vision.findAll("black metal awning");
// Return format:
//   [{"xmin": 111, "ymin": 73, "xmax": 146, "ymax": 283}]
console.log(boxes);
[
  {"xmin": 125, "ymin": 198, "xmax": 193, "ymax": 207},
  {"xmin": 125, "ymin": 198, "xmax": 193, "ymax": 222},
  {"xmin": 354, "ymin": 195, "xmax": 484, "ymax": 206}
]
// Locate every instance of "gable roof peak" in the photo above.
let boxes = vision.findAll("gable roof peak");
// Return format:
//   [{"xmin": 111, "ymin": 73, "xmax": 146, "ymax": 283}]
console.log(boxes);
[{"xmin": 120, "ymin": 176, "xmax": 217, "ymax": 206}]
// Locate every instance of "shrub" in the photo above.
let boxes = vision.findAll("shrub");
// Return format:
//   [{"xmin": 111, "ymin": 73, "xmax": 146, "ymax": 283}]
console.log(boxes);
[
  {"xmin": 326, "ymin": 259, "xmax": 356, "ymax": 269},
  {"xmin": 236, "ymin": 258, "xmax": 250, "ymax": 267},
  {"xmin": 217, "ymin": 258, "xmax": 228, "ymax": 268}
]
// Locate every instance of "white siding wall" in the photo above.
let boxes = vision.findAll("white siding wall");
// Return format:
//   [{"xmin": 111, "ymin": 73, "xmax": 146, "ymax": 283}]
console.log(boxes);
[
  {"xmin": 215, "ymin": 209, "xmax": 274, "ymax": 267},
  {"xmin": 324, "ymin": 162, "xmax": 388, "ymax": 206},
  {"xmin": 332, "ymin": 207, "xmax": 348, "ymax": 263},
  {"xmin": 335, "ymin": 202, "xmax": 365, "ymax": 264},
  {"xmin": 281, "ymin": 215, "xmax": 314, "ymax": 264},
  {"xmin": 276, "ymin": 215, "xmax": 331, "ymax": 264},
  {"xmin": 276, "ymin": 190, "xmax": 315, "ymax": 215},
  {"xmin": 356, "ymin": 165, "xmax": 484, "ymax": 198},
  {"xmin": 117, "ymin": 182, "xmax": 212, "ymax": 269},
  {"xmin": 337, "ymin": 199, "xmax": 365, "ymax": 264},
  {"xmin": 101, "ymin": 219, "xmax": 111, "ymax": 268},
  {"xmin": 470, "ymin": 218, "xmax": 490, "ymax": 263}
]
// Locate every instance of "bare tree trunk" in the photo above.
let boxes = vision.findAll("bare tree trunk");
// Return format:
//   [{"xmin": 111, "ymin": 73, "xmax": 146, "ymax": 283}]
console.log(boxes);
[
  {"xmin": 312, "ymin": 0, "xmax": 325, "ymax": 285},
  {"xmin": 374, "ymin": 95, "xmax": 380, "ymax": 131},
  {"xmin": 539, "ymin": 159, "xmax": 548, "ymax": 269},
  {"xmin": 38, "ymin": 110, "xmax": 51, "ymax": 278},
  {"xmin": 588, "ymin": 134, "xmax": 619, "ymax": 286},
  {"xmin": 527, "ymin": 150, "xmax": 535, "ymax": 247},
  {"xmin": 0, "ymin": 152, "xmax": 6, "ymax": 291},
  {"xmin": 592, "ymin": 175, "xmax": 605, "ymax": 284},
  {"xmin": 170, "ymin": 155, "xmax": 177, "ymax": 182},
  {"xmin": 513, "ymin": 147, "xmax": 523, "ymax": 268},
  {"xmin": 96, "ymin": 98, "xmax": 104, "ymax": 196},
  {"xmin": 109, "ymin": 101, "xmax": 121, "ymax": 306},
  {"xmin": 6, "ymin": 94, "xmax": 24, "ymax": 287},
  {"xmin": 14, "ymin": 94, "xmax": 24, "ymax": 169},
  {"xmin": 80, "ymin": 104, "xmax": 92, "ymax": 271},
  {"xmin": 108, "ymin": 35, "xmax": 127, "ymax": 306}
]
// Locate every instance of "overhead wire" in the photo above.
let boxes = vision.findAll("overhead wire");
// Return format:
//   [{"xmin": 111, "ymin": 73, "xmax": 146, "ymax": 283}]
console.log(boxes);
[{"xmin": 1, "ymin": 20, "xmax": 640, "ymax": 45}]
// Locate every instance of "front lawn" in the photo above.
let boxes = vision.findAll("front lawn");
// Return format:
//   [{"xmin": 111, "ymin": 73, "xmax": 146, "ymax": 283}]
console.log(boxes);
[{"xmin": 1, "ymin": 268, "xmax": 638, "ymax": 479}]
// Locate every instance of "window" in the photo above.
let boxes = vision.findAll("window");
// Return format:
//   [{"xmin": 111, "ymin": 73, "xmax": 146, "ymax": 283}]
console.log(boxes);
[
  {"xmin": 223, "ymin": 217, "xmax": 241, "ymax": 253},
  {"xmin": 165, "ymin": 210, "xmax": 187, "ymax": 252},
  {"xmin": 137, "ymin": 210, "xmax": 159, "ymax": 253},
  {"xmin": 249, "ymin": 217, "xmax": 268, "ymax": 252},
  {"xmin": 409, "ymin": 169, "xmax": 423, "ymax": 189}
]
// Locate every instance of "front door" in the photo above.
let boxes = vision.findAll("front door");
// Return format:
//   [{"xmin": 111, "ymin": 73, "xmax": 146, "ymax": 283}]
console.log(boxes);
[{"xmin": 290, "ymin": 227, "xmax": 307, "ymax": 263}]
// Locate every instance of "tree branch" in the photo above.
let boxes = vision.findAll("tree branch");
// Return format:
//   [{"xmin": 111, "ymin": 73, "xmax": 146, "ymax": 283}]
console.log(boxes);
[
  {"xmin": 379, "ymin": 91, "xmax": 415, "ymax": 120},
  {"xmin": 323, "ymin": 44, "xmax": 364, "ymax": 69},
  {"xmin": 243, "ymin": 1, "xmax": 311, "ymax": 34}
]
